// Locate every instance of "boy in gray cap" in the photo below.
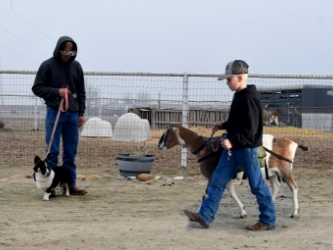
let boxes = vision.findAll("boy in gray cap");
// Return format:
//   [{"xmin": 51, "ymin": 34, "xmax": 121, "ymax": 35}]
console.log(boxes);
[{"xmin": 184, "ymin": 60, "xmax": 276, "ymax": 230}]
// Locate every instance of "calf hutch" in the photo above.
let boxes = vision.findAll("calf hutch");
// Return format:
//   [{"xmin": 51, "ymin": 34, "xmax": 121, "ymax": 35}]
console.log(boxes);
[
  {"xmin": 81, "ymin": 117, "xmax": 113, "ymax": 138},
  {"xmin": 128, "ymin": 107, "xmax": 229, "ymax": 130},
  {"xmin": 112, "ymin": 113, "xmax": 151, "ymax": 142},
  {"xmin": 258, "ymin": 84, "xmax": 333, "ymax": 131}
]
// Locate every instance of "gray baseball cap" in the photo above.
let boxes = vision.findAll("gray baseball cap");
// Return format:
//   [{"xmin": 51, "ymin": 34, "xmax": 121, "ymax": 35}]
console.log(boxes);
[{"xmin": 218, "ymin": 60, "xmax": 249, "ymax": 80}]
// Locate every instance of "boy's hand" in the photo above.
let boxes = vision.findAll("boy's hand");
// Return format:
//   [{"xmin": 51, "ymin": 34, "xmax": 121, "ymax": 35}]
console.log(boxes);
[
  {"xmin": 78, "ymin": 117, "xmax": 85, "ymax": 127},
  {"xmin": 59, "ymin": 88, "xmax": 71, "ymax": 97},
  {"xmin": 221, "ymin": 138, "xmax": 232, "ymax": 150},
  {"xmin": 212, "ymin": 123, "xmax": 222, "ymax": 134}
]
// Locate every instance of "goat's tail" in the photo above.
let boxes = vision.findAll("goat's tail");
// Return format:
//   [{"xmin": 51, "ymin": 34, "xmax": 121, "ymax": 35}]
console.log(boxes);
[{"xmin": 298, "ymin": 144, "xmax": 308, "ymax": 151}]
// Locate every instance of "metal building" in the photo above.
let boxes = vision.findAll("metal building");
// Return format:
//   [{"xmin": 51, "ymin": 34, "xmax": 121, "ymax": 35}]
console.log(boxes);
[{"xmin": 258, "ymin": 84, "xmax": 333, "ymax": 131}]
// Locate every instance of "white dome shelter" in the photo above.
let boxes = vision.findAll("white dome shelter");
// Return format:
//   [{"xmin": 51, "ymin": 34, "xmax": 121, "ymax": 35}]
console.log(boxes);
[
  {"xmin": 81, "ymin": 117, "xmax": 112, "ymax": 138},
  {"xmin": 142, "ymin": 119, "xmax": 151, "ymax": 139},
  {"xmin": 113, "ymin": 113, "xmax": 151, "ymax": 142}
]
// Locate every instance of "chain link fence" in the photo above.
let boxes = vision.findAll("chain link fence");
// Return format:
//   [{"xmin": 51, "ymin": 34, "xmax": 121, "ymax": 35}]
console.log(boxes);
[{"xmin": 1, "ymin": 70, "xmax": 333, "ymax": 170}]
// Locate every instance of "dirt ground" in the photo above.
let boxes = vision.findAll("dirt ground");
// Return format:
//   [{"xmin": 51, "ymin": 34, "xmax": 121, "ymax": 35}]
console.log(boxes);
[
  {"xmin": 1, "ymin": 127, "xmax": 333, "ymax": 249},
  {"xmin": 1, "ymin": 164, "xmax": 333, "ymax": 250}
]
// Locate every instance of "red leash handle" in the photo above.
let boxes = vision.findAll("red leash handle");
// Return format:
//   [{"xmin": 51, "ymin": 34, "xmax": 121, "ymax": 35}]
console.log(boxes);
[
  {"xmin": 60, "ymin": 88, "xmax": 69, "ymax": 112},
  {"xmin": 45, "ymin": 87, "xmax": 69, "ymax": 156}
]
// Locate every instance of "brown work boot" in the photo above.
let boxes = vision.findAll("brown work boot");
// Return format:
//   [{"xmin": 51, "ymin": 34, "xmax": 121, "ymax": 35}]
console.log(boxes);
[
  {"xmin": 183, "ymin": 209, "xmax": 209, "ymax": 228},
  {"xmin": 70, "ymin": 187, "xmax": 88, "ymax": 195},
  {"xmin": 246, "ymin": 222, "xmax": 276, "ymax": 231}
]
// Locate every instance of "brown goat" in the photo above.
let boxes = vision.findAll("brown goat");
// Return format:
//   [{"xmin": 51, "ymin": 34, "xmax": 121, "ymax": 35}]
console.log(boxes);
[{"xmin": 158, "ymin": 125, "xmax": 307, "ymax": 218}]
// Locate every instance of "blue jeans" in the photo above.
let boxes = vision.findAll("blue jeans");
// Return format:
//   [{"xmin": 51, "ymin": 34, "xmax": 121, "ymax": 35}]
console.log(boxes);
[
  {"xmin": 198, "ymin": 147, "xmax": 276, "ymax": 227},
  {"xmin": 45, "ymin": 107, "xmax": 79, "ymax": 187}
]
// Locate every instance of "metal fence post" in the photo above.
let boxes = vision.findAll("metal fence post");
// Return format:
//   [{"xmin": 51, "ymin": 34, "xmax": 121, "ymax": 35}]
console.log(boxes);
[{"xmin": 181, "ymin": 72, "xmax": 188, "ymax": 167}]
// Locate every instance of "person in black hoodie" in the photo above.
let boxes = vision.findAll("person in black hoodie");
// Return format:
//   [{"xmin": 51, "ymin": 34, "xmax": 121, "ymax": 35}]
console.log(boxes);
[
  {"xmin": 184, "ymin": 60, "xmax": 276, "ymax": 230},
  {"xmin": 32, "ymin": 36, "xmax": 87, "ymax": 196}
]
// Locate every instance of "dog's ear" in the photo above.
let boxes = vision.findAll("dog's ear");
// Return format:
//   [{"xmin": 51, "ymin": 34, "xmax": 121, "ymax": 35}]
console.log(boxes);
[
  {"xmin": 33, "ymin": 165, "xmax": 39, "ymax": 172},
  {"xmin": 34, "ymin": 155, "xmax": 41, "ymax": 164}
]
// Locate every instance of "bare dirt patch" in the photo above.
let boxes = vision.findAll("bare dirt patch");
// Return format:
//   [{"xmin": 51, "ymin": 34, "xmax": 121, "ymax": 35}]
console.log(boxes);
[
  {"xmin": 1, "ymin": 126, "xmax": 333, "ymax": 249},
  {"xmin": 1, "ymin": 165, "xmax": 333, "ymax": 250}
]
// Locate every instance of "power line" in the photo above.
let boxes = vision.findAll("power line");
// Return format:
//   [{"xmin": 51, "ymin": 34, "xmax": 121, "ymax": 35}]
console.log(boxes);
[
  {"xmin": 0, "ymin": 42, "xmax": 39, "ymax": 64},
  {"xmin": 12, "ymin": 10, "xmax": 55, "ymax": 43},
  {"xmin": 0, "ymin": 0, "xmax": 101, "ymax": 70},
  {"xmin": 0, "ymin": 25, "xmax": 50, "ymax": 57},
  {"xmin": 5, "ymin": 1, "xmax": 102, "ymax": 70}
]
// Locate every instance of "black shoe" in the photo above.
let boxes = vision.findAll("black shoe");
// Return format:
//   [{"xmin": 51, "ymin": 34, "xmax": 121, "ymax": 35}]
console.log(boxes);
[
  {"xmin": 183, "ymin": 209, "xmax": 209, "ymax": 228},
  {"xmin": 70, "ymin": 187, "xmax": 88, "ymax": 195}
]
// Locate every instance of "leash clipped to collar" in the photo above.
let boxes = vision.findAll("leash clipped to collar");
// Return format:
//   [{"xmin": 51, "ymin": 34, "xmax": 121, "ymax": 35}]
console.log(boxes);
[
  {"xmin": 191, "ymin": 136, "xmax": 208, "ymax": 155},
  {"xmin": 46, "ymin": 86, "xmax": 69, "ymax": 156},
  {"xmin": 192, "ymin": 129, "xmax": 216, "ymax": 155}
]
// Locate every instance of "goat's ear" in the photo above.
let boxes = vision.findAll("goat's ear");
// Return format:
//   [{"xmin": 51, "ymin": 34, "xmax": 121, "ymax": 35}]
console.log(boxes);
[
  {"xmin": 34, "ymin": 155, "xmax": 41, "ymax": 164},
  {"xmin": 172, "ymin": 127, "xmax": 179, "ymax": 133}
]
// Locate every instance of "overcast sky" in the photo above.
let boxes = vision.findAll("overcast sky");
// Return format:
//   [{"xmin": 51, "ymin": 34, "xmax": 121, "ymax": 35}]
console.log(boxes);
[{"xmin": 0, "ymin": 0, "xmax": 332, "ymax": 75}]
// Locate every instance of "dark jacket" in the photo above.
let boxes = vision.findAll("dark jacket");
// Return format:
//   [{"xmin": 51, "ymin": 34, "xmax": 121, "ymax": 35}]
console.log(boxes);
[
  {"xmin": 222, "ymin": 84, "xmax": 263, "ymax": 148},
  {"xmin": 32, "ymin": 36, "xmax": 86, "ymax": 116}
]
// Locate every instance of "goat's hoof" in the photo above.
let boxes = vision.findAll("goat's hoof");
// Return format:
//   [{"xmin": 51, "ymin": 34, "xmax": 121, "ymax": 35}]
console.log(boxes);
[
  {"xmin": 240, "ymin": 214, "xmax": 247, "ymax": 219},
  {"xmin": 291, "ymin": 214, "xmax": 299, "ymax": 219}
]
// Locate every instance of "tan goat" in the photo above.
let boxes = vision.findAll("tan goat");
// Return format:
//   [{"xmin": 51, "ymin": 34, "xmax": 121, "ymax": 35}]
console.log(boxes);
[{"xmin": 158, "ymin": 124, "xmax": 307, "ymax": 218}]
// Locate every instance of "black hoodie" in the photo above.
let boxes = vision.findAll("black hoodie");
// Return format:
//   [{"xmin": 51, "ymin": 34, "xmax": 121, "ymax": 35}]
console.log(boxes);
[
  {"xmin": 222, "ymin": 84, "xmax": 263, "ymax": 148},
  {"xmin": 32, "ymin": 36, "xmax": 86, "ymax": 116}
]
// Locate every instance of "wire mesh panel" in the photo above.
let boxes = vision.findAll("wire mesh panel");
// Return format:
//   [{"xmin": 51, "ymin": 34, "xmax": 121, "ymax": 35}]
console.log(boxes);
[
  {"xmin": 0, "ymin": 74, "xmax": 42, "ymax": 171},
  {"xmin": 81, "ymin": 73, "xmax": 185, "ymax": 169},
  {"xmin": 0, "ymin": 71, "xmax": 333, "ymax": 171},
  {"xmin": 248, "ymin": 75, "xmax": 333, "ymax": 170}
]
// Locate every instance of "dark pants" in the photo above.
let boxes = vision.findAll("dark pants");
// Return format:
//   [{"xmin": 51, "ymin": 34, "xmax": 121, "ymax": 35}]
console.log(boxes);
[
  {"xmin": 45, "ymin": 107, "xmax": 79, "ymax": 187},
  {"xmin": 199, "ymin": 147, "xmax": 276, "ymax": 226}
]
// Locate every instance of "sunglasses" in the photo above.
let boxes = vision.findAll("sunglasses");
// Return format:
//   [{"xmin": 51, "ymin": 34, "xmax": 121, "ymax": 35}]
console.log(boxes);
[{"xmin": 59, "ymin": 50, "xmax": 77, "ymax": 56}]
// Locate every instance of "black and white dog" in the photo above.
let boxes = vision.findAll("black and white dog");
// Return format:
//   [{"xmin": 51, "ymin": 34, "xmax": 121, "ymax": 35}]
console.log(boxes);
[{"xmin": 33, "ymin": 154, "xmax": 73, "ymax": 201}]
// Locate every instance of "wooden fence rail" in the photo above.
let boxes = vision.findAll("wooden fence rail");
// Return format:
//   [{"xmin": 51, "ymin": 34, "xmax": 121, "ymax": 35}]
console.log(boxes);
[{"xmin": 129, "ymin": 107, "xmax": 229, "ymax": 129}]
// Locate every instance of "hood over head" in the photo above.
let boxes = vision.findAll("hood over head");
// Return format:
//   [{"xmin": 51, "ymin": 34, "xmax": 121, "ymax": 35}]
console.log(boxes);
[{"xmin": 53, "ymin": 36, "xmax": 77, "ymax": 62}]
